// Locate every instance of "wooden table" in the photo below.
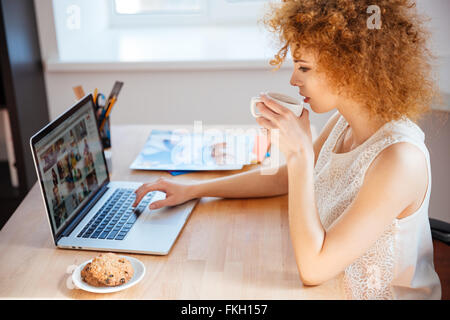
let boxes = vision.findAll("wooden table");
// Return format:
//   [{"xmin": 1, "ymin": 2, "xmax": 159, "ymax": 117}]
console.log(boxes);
[{"xmin": 0, "ymin": 124, "xmax": 345, "ymax": 299}]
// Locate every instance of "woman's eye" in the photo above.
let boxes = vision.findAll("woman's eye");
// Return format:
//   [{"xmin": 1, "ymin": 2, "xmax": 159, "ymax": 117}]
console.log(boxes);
[{"xmin": 298, "ymin": 67, "xmax": 310, "ymax": 72}]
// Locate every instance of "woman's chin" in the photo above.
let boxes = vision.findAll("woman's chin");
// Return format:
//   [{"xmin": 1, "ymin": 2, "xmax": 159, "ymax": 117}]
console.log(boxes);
[
  {"xmin": 308, "ymin": 103, "xmax": 331, "ymax": 114},
  {"xmin": 307, "ymin": 103, "xmax": 318, "ymax": 113}
]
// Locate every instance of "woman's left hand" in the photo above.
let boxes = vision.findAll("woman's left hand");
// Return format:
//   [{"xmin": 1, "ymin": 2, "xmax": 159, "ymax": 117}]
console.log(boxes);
[{"xmin": 255, "ymin": 94, "xmax": 314, "ymax": 164}]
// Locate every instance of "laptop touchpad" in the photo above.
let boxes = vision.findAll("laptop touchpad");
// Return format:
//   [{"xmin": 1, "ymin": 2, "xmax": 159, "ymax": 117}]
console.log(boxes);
[{"xmin": 141, "ymin": 205, "xmax": 186, "ymax": 226}]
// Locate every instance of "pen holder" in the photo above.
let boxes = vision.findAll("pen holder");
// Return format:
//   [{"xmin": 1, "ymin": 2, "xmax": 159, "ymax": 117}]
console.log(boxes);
[
  {"xmin": 96, "ymin": 112, "xmax": 112, "ymax": 174},
  {"xmin": 99, "ymin": 117, "xmax": 111, "ymax": 149}
]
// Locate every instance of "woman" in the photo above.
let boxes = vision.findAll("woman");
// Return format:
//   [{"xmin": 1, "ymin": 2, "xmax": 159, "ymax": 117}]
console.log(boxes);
[{"xmin": 133, "ymin": 0, "xmax": 441, "ymax": 299}]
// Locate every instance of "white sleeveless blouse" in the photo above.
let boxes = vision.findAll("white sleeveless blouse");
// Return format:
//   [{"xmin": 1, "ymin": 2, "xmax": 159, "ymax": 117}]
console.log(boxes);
[{"xmin": 313, "ymin": 112, "xmax": 441, "ymax": 300}]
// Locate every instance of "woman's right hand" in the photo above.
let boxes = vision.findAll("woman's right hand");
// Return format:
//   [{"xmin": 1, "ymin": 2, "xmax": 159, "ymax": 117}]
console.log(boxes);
[{"xmin": 132, "ymin": 177, "xmax": 198, "ymax": 210}]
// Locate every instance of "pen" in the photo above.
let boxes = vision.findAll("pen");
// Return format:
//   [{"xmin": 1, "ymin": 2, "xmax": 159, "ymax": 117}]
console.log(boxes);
[
  {"xmin": 99, "ymin": 96, "xmax": 117, "ymax": 132},
  {"xmin": 93, "ymin": 88, "xmax": 98, "ymax": 105}
]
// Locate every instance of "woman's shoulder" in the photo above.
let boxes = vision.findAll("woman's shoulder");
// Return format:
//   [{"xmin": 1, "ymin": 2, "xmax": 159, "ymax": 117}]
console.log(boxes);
[
  {"xmin": 365, "ymin": 140, "xmax": 429, "ymax": 219},
  {"xmin": 383, "ymin": 117, "xmax": 426, "ymax": 144},
  {"xmin": 371, "ymin": 141, "xmax": 427, "ymax": 171}
]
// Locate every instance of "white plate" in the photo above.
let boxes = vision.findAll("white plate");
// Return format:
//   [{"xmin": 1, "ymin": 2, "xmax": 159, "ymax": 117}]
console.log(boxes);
[{"xmin": 72, "ymin": 255, "xmax": 146, "ymax": 293}]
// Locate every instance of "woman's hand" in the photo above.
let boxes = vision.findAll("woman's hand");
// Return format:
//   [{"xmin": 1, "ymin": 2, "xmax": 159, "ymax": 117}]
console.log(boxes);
[
  {"xmin": 132, "ymin": 177, "xmax": 197, "ymax": 210},
  {"xmin": 255, "ymin": 94, "xmax": 314, "ymax": 164}
]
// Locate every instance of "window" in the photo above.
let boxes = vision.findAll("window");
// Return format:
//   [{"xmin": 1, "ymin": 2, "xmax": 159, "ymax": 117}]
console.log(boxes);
[
  {"xmin": 50, "ymin": 0, "xmax": 279, "ymax": 65},
  {"xmin": 114, "ymin": 0, "xmax": 203, "ymax": 15},
  {"xmin": 110, "ymin": 0, "xmax": 273, "ymax": 27}
]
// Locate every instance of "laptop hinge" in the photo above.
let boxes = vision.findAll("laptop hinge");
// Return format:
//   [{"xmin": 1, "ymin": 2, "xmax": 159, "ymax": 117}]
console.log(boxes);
[{"xmin": 57, "ymin": 185, "xmax": 109, "ymax": 242}]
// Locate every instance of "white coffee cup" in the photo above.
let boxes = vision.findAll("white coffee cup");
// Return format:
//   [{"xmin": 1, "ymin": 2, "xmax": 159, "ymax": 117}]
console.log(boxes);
[{"xmin": 250, "ymin": 92, "xmax": 304, "ymax": 118}]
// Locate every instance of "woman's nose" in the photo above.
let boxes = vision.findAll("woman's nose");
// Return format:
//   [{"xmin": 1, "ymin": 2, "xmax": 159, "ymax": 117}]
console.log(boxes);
[
  {"xmin": 290, "ymin": 75, "xmax": 302, "ymax": 87},
  {"xmin": 289, "ymin": 77, "xmax": 296, "ymax": 87}
]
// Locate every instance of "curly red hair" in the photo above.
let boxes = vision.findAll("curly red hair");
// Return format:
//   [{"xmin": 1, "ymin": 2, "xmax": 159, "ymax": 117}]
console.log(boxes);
[{"xmin": 262, "ymin": 0, "xmax": 440, "ymax": 122}]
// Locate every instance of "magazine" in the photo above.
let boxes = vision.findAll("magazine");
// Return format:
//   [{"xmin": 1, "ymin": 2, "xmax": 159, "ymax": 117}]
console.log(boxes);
[{"xmin": 130, "ymin": 129, "xmax": 269, "ymax": 171}]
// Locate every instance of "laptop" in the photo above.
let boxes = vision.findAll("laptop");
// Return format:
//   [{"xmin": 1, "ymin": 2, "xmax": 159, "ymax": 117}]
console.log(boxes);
[{"xmin": 30, "ymin": 94, "xmax": 198, "ymax": 255}]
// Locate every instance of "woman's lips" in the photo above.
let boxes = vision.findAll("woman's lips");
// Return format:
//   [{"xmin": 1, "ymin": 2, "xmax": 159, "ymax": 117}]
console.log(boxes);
[{"xmin": 300, "ymin": 92, "xmax": 310, "ymax": 103}]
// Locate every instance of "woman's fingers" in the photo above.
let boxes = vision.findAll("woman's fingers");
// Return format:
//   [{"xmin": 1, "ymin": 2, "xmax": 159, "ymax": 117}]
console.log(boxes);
[
  {"xmin": 256, "ymin": 102, "xmax": 280, "ymax": 124},
  {"xmin": 259, "ymin": 94, "xmax": 289, "ymax": 116},
  {"xmin": 148, "ymin": 199, "xmax": 171, "ymax": 210},
  {"xmin": 300, "ymin": 108, "xmax": 309, "ymax": 119},
  {"xmin": 132, "ymin": 179, "xmax": 166, "ymax": 207},
  {"xmin": 256, "ymin": 115, "xmax": 276, "ymax": 130}
]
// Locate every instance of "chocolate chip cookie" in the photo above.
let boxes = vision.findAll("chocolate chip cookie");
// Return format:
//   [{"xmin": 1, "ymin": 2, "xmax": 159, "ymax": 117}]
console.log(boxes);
[{"xmin": 81, "ymin": 253, "xmax": 134, "ymax": 287}]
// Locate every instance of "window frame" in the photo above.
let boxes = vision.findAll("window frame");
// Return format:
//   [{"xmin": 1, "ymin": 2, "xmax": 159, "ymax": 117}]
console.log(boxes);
[{"xmin": 108, "ymin": 0, "xmax": 271, "ymax": 28}]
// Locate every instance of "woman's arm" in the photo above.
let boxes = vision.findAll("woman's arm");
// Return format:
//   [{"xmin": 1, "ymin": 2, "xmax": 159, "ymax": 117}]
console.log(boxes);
[
  {"xmin": 190, "ymin": 164, "xmax": 288, "ymax": 199},
  {"xmin": 287, "ymin": 142, "xmax": 427, "ymax": 286}
]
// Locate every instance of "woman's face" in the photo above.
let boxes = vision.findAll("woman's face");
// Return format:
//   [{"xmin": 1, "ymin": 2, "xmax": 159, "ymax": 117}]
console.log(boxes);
[{"xmin": 289, "ymin": 47, "xmax": 340, "ymax": 114}]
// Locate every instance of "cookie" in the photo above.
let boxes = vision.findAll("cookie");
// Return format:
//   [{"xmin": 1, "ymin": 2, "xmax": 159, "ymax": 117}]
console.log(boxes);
[{"xmin": 81, "ymin": 253, "xmax": 134, "ymax": 287}]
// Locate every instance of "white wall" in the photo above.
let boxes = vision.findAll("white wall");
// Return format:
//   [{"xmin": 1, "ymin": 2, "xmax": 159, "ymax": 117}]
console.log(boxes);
[
  {"xmin": 44, "ymin": 68, "xmax": 334, "ymax": 127},
  {"xmin": 416, "ymin": 0, "xmax": 450, "ymax": 96}
]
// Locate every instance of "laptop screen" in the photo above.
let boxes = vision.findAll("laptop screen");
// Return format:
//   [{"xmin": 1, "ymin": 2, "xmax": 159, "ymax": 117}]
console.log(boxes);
[{"xmin": 33, "ymin": 98, "xmax": 108, "ymax": 235}]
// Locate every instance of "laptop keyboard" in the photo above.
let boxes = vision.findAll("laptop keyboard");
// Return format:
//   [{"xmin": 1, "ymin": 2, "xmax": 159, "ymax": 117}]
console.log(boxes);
[{"xmin": 77, "ymin": 188, "xmax": 155, "ymax": 241}]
